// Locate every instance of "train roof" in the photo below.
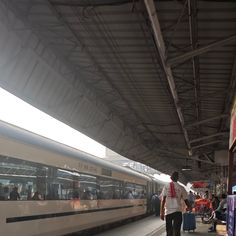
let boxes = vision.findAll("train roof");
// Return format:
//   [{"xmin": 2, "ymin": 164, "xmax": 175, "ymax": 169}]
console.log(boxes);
[{"xmin": 0, "ymin": 120, "xmax": 151, "ymax": 181}]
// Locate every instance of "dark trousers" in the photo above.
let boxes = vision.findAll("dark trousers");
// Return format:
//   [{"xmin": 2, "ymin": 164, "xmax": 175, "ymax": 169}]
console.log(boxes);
[
  {"xmin": 154, "ymin": 205, "xmax": 160, "ymax": 216},
  {"xmin": 166, "ymin": 211, "xmax": 182, "ymax": 236}
]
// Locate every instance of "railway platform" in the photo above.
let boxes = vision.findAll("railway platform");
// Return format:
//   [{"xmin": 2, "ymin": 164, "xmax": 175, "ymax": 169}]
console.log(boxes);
[
  {"xmin": 95, "ymin": 215, "xmax": 165, "ymax": 236},
  {"xmin": 95, "ymin": 216, "xmax": 227, "ymax": 236},
  {"xmin": 160, "ymin": 220, "xmax": 226, "ymax": 236}
]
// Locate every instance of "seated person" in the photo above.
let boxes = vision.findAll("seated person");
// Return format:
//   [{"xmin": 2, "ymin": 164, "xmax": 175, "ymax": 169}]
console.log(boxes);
[
  {"xmin": 211, "ymin": 195, "xmax": 220, "ymax": 211},
  {"xmin": 208, "ymin": 194, "xmax": 227, "ymax": 233}
]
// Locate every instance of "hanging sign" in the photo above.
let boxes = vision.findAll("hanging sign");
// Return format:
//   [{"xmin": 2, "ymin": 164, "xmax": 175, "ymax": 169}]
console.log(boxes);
[
  {"xmin": 229, "ymin": 97, "xmax": 236, "ymax": 151},
  {"xmin": 191, "ymin": 181, "xmax": 210, "ymax": 188}
]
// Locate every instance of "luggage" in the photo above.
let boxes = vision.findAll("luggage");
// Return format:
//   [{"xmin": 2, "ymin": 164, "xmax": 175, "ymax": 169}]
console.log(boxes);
[{"xmin": 182, "ymin": 212, "xmax": 196, "ymax": 232}]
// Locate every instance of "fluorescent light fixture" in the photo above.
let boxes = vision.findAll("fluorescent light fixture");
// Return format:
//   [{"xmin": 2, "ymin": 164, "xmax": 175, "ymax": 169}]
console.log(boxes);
[
  {"xmin": 181, "ymin": 165, "xmax": 192, "ymax": 171},
  {"xmin": 182, "ymin": 158, "xmax": 192, "ymax": 171}
]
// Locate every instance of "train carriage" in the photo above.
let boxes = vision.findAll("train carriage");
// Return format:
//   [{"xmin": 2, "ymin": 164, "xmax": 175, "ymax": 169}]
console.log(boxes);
[{"xmin": 0, "ymin": 120, "xmax": 165, "ymax": 236}]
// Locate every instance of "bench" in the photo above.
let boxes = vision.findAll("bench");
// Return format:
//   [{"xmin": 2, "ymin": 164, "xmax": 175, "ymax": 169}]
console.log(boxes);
[{"xmin": 216, "ymin": 223, "xmax": 226, "ymax": 236}]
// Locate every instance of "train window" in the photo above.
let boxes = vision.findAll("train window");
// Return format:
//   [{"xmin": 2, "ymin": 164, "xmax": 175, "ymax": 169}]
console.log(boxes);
[
  {"xmin": 124, "ymin": 183, "xmax": 135, "ymax": 199},
  {"xmin": 0, "ymin": 155, "xmax": 48, "ymax": 201},
  {"xmin": 46, "ymin": 168, "xmax": 80, "ymax": 200},
  {"xmin": 97, "ymin": 177, "xmax": 123, "ymax": 199},
  {"xmin": 124, "ymin": 183, "xmax": 146, "ymax": 199},
  {"xmin": 0, "ymin": 156, "xmax": 99, "ymax": 201},
  {"xmin": 79, "ymin": 174, "xmax": 98, "ymax": 200},
  {"xmin": 0, "ymin": 155, "xmax": 146, "ymax": 201},
  {"xmin": 134, "ymin": 184, "xmax": 146, "ymax": 199}
]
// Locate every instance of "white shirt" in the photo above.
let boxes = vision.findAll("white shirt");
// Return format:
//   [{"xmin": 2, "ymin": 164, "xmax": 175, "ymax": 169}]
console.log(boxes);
[{"xmin": 161, "ymin": 182, "xmax": 188, "ymax": 215}]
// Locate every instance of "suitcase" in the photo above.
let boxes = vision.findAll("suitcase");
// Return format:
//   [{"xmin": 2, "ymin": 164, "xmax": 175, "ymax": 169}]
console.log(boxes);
[{"xmin": 182, "ymin": 212, "xmax": 196, "ymax": 232}]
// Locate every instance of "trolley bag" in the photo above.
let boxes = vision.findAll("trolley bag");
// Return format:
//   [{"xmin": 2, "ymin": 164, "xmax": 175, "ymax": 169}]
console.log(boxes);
[{"xmin": 182, "ymin": 212, "xmax": 196, "ymax": 232}]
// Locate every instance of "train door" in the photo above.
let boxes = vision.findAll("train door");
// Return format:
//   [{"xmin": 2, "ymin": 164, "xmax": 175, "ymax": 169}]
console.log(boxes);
[{"xmin": 146, "ymin": 181, "xmax": 153, "ymax": 214}]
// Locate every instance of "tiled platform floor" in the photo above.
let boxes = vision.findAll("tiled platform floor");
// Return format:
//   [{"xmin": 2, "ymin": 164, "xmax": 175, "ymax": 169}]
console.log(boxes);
[
  {"xmin": 96, "ymin": 215, "xmax": 165, "ymax": 236},
  {"xmin": 95, "ymin": 215, "xmax": 226, "ymax": 236}
]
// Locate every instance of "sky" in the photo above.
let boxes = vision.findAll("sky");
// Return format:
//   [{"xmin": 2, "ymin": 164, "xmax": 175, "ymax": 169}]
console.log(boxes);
[{"xmin": 0, "ymin": 87, "xmax": 106, "ymax": 158}]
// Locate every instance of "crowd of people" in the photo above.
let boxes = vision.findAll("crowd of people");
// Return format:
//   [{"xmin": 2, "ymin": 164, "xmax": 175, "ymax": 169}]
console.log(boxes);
[
  {"xmin": 186, "ymin": 190, "xmax": 227, "ymax": 233},
  {"xmin": 156, "ymin": 171, "xmax": 228, "ymax": 236},
  {"xmin": 0, "ymin": 186, "xmax": 47, "ymax": 201},
  {"xmin": 0, "ymin": 185, "xmax": 146, "ymax": 201}
]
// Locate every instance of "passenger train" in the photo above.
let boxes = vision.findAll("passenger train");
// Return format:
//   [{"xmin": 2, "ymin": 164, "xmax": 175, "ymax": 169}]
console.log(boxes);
[{"xmin": 0, "ymin": 120, "xmax": 165, "ymax": 236}]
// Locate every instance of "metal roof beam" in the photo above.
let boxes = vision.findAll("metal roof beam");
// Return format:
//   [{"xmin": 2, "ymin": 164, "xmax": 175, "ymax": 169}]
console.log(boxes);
[
  {"xmin": 167, "ymin": 34, "xmax": 236, "ymax": 66},
  {"xmin": 146, "ymin": 147, "xmax": 216, "ymax": 165},
  {"xmin": 50, "ymin": 0, "xmax": 134, "ymax": 7},
  {"xmin": 191, "ymin": 140, "xmax": 223, "ymax": 150},
  {"xmin": 144, "ymin": 0, "xmax": 191, "ymax": 151},
  {"xmin": 47, "ymin": 0, "xmax": 170, "ymax": 152},
  {"xmin": 222, "ymin": 57, "xmax": 236, "ymax": 114},
  {"xmin": 189, "ymin": 132, "xmax": 228, "ymax": 144},
  {"xmin": 185, "ymin": 114, "xmax": 228, "ymax": 128},
  {"xmin": 218, "ymin": 56, "xmax": 236, "ymax": 132},
  {"xmin": 190, "ymin": 155, "xmax": 215, "ymax": 165},
  {"xmin": 203, "ymin": 153, "xmax": 214, "ymax": 163},
  {"xmin": 188, "ymin": 0, "xmax": 200, "ymax": 127}
]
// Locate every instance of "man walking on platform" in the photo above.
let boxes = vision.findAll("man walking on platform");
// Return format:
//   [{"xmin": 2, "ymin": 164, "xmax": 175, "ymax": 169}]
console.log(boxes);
[{"xmin": 160, "ymin": 171, "xmax": 191, "ymax": 236}]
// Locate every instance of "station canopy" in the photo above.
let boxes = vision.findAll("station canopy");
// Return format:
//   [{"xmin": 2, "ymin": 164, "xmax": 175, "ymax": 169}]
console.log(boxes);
[{"xmin": 0, "ymin": 0, "xmax": 236, "ymax": 183}]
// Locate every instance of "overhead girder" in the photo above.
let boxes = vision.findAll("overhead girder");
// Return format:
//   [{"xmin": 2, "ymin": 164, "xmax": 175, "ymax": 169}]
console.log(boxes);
[
  {"xmin": 1, "ymin": 0, "xmax": 233, "ymax": 181},
  {"xmin": 46, "ymin": 0, "xmax": 166, "ymax": 149},
  {"xmin": 145, "ymin": 1, "xmax": 232, "ymax": 161},
  {"xmin": 167, "ymin": 34, "xmax": 236, "ymax": 67},
  {"xmin": 165, "ymin": 0, "xmax": 188, "ymax": 54},
  {"xmin": 187, "ymin": 0, "xmax": 200, "ymax": 129},
  {"xmin": 216, "ymin": 56, "xmax": 236, "ymax": 134},
  {"xmin": 1, "ymin": 0, "xmax": 138, "ymax": 150},
  {"xmin": 202, "ymin": 153, "xmax": 214, "ymax": 163},
  {"xmin": 189, "ymin": 132, "xmax": 228, "ymax": 144},
  {"xmin": 192, "ymin": 140, "xmax": 224, "ymax": 150},
  {"xmin": 144, "ymin": 0, "xmax": 191, "ymax": 151},
  {"xmin": 1, "ymin": 0, "xmax": 189, "ymax": 178},
  {"xmin": 199, "ymin": 89, "xmax": 228, "ymax": 102},
  {"xmin": 185, "ymin": 114, "xmax": 229, "ymax": 128},
  {"xmin": 222, "ymin": 56, "xmax": 236, "ymax": 115}
]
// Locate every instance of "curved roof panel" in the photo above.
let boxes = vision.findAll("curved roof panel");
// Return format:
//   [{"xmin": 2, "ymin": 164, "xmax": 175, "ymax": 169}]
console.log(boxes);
[{"xmin": 0, "ymin": 0, "xmax": 235, "ymax": 182}]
